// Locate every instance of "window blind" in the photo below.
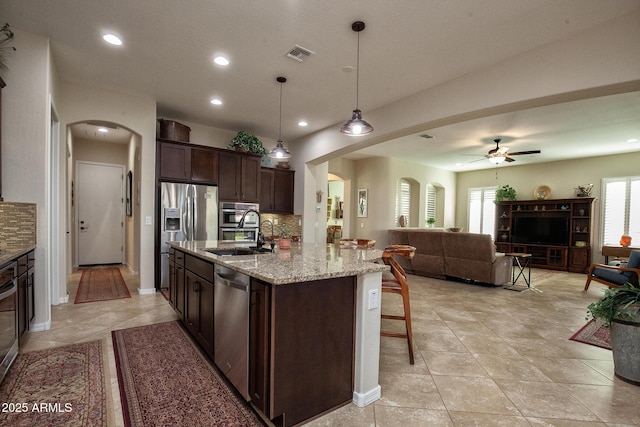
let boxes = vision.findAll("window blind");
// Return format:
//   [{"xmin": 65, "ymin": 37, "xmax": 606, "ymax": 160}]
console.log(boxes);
[
  {"xmin": 468, "ymin": 187, "xmax": 496, "ymax": 238},
  {"xmin": 395, "ymin": 179, "xmax": 411, "ymax": 226},
  {"xmin": 603, "ymin": 177, "xmax": 640, "ymax": 245},
  {"xmin": 426, "ymin": 184, "xmax": 436, "ymax": 223}
]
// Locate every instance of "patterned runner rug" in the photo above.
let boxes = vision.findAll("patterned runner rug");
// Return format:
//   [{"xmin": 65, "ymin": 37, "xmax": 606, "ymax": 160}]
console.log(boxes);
[
  {"xmin": 112, "ymin": 321, "xmax": 265, "ymax": 427},
  {"xmin": 0, "ymin": 340, "xmax": 108, "ymax": 426},
  {"xmin": 74, "ymin": 267, "xmax": 131, "ymax": 304},
  {"xmin": 569, "ymin": 318, "xmax": 612, "ymax": 350}
]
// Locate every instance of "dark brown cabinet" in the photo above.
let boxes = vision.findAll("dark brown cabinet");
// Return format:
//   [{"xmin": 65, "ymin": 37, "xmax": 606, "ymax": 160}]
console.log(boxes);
[
  {"xmin": 249, "ymin": 279, "xmax": 270, "ymax": 414},
  {"xmin": 168, "ymin": 248, "xmax": 185, "ymax": 319},
  {"xmin": 0, "ymin": 77, "xmax": 5, "ymax": 201},
  {"xmin": 495, "ymin": 198, "xmax": 595, "ymax": 272},
  {"xmin": 157, "ymin": 140, "xmax": 218, "ymax": 184},
  {"xmin": 16, "ymin": 250, "xmax": 35, "ymax": 344},
  {"xmin": 218, "ymin": 150, "xmax": 261, "ymax": 202},
  {"xmin": 259, "ymin": 168, "xmax": 294, "ymax": 214},
  {"xmin": 184, "ymin": 254, "xmax": 215, "ymax": 358}
]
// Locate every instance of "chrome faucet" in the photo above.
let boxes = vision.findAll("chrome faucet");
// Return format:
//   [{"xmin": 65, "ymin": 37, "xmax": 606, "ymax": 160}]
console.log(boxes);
[
  {"xmin": 262, "ymin": 220, "xmax": 276, "ymax": 252},
  {"xmin": 238, "ymin": 209, "xmax": 265, "ymax": 247}
]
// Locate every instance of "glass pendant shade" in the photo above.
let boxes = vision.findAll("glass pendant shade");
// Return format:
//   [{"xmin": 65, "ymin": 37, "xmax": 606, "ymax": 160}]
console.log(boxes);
[
  {"xmin": 488, "ymin": 155, "xmax": 506, "ymax": 164},
  {"xmin": 340, "ymin": 21, "xmax": 373, "ymax": 136},
  {"xmin": 269, "ymin": 140, "xmax": 291, "ymax": 159},
  {"xmin": 269, "ymin": 76, "xmax": 291, "ymax": 160},
  {"xmin": 339, "ymin": 109, "xmax": 374, "ymax": 136}
]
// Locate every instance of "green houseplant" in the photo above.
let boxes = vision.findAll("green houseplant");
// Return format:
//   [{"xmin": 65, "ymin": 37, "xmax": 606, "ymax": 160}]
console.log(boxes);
[
  {"xmin": 586, "ymin": 282, "xmax": 640, "ymax": 385},
  {"xmin": 495, "ymin": 185, "xmax": 517, "ymax": 202},
  {"xmin": 226, "ymin": 131, "xmax": 267, "ymax": 155},
  {"xmin": 426, "ymin": 217, "xmax": 436, "ymax": 228},
  {"xmin": 278, "ymin": 223, "xmax": 293, "ymax": 249}
]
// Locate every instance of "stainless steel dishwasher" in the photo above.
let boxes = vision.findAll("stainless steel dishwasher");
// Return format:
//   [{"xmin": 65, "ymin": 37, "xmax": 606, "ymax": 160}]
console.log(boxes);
[{"xmin": 214, "ymin": 264, "xmax": 250, "ymax": 400}]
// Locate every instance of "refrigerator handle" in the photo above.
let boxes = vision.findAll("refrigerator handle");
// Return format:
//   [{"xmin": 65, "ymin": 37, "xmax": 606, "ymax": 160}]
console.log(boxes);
[{"xmin": 186, "ymin": 184, "xmax": 193, "ymax": 241}]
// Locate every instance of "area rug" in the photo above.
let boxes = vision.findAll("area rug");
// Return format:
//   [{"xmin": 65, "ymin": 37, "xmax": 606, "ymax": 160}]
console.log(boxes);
[
  {"xmin": 0, "ymin": 340, "xmax": 108, "ymax": 426},
  {"xmin": 569, "ymin": 318, "xmax": 612, "ymax": 350},
  {"xmin": 112, "ymin": 321, "xmax": 265, "ymax": 427},
  {"xmin": 74, "ymin": 267, "xmax": 131, "ymax": 304}
]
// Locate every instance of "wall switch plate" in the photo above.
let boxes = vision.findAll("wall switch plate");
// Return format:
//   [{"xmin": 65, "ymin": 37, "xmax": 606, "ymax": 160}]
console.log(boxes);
[
  {"xmin": 368, "ymin": 289, "xmax": 378, "ymax": 310},
  {"xmin": 145, "ymin": 216, "xmax": 152, "ymax": 225}
]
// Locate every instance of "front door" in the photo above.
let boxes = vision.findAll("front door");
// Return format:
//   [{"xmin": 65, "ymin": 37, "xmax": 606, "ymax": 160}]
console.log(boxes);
[{"xmin": 77, "ymin": 161, "xmax": 124, "ymax": 265}]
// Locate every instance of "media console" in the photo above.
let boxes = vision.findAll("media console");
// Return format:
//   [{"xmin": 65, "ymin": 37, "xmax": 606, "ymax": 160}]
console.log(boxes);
[{"xmin": 495, "ymin": 197, "xmax": 595, "ymax": 273}]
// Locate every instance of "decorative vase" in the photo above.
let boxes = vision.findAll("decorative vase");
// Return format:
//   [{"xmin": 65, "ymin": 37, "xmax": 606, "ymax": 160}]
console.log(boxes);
[{"xmin": 279, "ymin": 238, "xmax": 291, "ymax": 249}]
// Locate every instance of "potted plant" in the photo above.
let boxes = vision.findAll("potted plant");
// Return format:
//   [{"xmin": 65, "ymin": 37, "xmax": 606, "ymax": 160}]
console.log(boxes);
[
  {"xmin": 426, "ymin": 217, "xmax": 436, "ymax": 228},
  {"xmin": 278, "ymin": 223, "xmax": 293, "ymax": 249},
  {"xmin": 586, "ymin": 282, "xmax": 640, "ymax": 385},
  {"xmin": 226, "ymin": 131, "xmax": 268, "ymax": 155},
  {"xmin": 495, "ymin": 185, "xmax": 517, "ymax": 202}
]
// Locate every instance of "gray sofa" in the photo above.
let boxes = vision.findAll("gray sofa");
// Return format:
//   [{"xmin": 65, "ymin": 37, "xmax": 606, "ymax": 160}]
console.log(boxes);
[{"xmin": 388, "ymin": 229, "xmax": 512, "ymax": 286}]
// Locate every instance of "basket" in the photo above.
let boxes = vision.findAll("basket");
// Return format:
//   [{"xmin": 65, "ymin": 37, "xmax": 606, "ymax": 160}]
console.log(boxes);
[{"xmin": 158, "ymin": 119, "xmax": 191, "ymax": 142}]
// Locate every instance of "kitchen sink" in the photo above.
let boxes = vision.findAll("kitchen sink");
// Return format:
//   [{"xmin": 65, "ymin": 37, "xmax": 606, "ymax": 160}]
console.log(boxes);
[{"xmin": 205, "ymin": 247, "xmax": 272, "ymax": 256}]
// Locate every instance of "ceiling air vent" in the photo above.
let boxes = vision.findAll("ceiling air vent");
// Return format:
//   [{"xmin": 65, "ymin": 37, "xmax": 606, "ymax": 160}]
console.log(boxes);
[
  {"xmin": 420, "ymin": 134, "xmax": 434, "ymax": 139},
  {"xmin": 285, "ymin": 45, "xmax": 315, "ymax": 62}
]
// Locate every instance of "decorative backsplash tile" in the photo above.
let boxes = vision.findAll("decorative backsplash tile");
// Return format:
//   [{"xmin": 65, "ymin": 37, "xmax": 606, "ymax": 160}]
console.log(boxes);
[
  {"xmin": 0, "ymin": 202, "xmax": 37, "ymax": 249},
  {"xmin": 261, "ymin": 214, "xmax": 302, "ymax": 240}
]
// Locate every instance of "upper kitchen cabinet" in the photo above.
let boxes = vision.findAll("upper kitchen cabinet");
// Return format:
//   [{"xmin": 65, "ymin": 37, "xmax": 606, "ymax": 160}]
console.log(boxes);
[
  {"xmin": 260, "ymin": 168, "xmax": 294, "ymax": 214},
  {"xmin": 218, "ymin": 150, "xmax": 261, "ymax": 202},
  {"xmin": 156, "ymin": 140, "xmax": 218, "ymax": 184}
]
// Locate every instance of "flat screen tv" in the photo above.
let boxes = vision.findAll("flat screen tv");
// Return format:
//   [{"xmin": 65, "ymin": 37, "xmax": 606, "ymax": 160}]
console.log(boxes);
[{"xmin": 511, "ymin": 216, "xmax": 569, "ymax": 246}]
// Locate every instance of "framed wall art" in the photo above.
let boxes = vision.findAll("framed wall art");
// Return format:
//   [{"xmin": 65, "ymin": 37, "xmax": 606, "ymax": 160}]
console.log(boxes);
[{"xmin": 357, "ymin": 188, "xmax": 368, "ymax": 217}]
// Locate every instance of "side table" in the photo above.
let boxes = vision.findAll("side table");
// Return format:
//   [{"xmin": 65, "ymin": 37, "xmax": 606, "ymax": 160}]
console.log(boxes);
[{"xmin": 504, "ymin": 252, "xmax": 532, "ymax": 291}]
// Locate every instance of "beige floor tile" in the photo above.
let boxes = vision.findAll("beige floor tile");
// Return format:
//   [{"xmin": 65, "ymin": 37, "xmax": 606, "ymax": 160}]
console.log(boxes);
[
  {"xmin": 431, "ymin": 375, "xmax": 520, "ymax": 415},
  {"xmin": 449, "ymin": 411, "xmax": 531, "ymax": 427},
  {"xmin": 474, "ymin": 352, "xmax": 552, "ymax": 381},
  {"xmin": 525, "ymin": 356, "xmax": 612, "ymax": 385},
  {"xmin": 377, "ymin": 372, "xmax": 446, "ymax": 410},
  {"xmin": 495, "ymin": 379, "xmax": 599, "ymax": 421},
  {"xmin": 561, "ymin": 382, "xmax": 640, "ymax": 425},
  {"xmin": 422, "ymin": 351, "xmax": 488, "ymax": 377},
  {"xmin": 373, "ymin": 406, "xmax": 453, "ymax": 427}
]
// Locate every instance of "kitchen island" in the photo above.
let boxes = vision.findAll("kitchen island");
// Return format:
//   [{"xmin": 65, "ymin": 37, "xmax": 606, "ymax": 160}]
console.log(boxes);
[{"xmin": 167, "ymin": 240, "xmax": 387, "ymax": 427}]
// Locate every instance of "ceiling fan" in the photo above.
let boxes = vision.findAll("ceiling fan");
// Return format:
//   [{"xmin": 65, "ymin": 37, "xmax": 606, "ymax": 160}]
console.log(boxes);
[{"xmin": 480, "ymin": 138, "xmax": 541, "ymax": 164}]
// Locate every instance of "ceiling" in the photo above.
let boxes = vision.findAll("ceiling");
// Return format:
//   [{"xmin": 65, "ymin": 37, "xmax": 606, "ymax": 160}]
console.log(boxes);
[{"xmin": 3, "ymin": 0, "xmax": 640, "ymax": 171}]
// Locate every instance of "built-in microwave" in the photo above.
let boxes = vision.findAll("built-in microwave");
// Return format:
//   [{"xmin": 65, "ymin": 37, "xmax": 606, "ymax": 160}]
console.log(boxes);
[{"xmin": 219, "ymin": 202, "xmax": 260, "ymax": 228}]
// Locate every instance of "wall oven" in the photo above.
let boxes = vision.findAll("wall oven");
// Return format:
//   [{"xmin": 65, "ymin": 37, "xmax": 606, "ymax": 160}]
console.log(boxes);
[
  {"xmin": 0, "ymin": 261, "xmax": 18, "ymax": 383},
  {"xmin": 219, "ymin": 202, "xmax": 260, "ymax": 242},
  {"xmin": 219, "ymin": 202, "xmax": 260, "ymax": 228}
]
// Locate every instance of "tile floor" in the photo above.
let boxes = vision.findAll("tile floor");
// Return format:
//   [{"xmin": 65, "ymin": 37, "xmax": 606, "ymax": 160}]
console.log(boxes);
[{"xmin": 19, "ymin": 267, "xmax": 640, "ymax": 426}]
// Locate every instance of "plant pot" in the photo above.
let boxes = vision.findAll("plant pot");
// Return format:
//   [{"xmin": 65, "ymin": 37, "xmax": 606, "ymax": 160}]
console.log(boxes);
[
  {"xmin": 279, "ymin": 238, "xmax": 291, "ymax": 250},
  {"xmin": 610, "ymin": 311, "xmax": 640, "ymax": 386}
]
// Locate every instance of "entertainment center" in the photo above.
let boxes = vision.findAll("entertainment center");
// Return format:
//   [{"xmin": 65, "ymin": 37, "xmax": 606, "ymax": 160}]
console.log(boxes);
[{"xmin": 495, "ymin": 198, "xmax": 595, "ymax": 273}]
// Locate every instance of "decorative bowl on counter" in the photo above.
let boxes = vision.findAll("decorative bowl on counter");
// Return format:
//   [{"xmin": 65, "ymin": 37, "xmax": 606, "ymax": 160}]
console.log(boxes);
[{"xmin": 447, "ymin": 227, "xmax": 463, "ymax": 232}]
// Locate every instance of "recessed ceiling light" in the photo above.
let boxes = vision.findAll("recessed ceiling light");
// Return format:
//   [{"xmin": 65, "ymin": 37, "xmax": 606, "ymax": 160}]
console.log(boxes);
[
  {"xmin": 102, "ymin": 34, "xmax": 122, "ymax": 46},
  {"xmin": 210, "ymin": 98, "xmax": 222, "ymax": 105},
  {"xmin": 213, "ymin": 56, "xmax": 229, "ymax": 66},
  {"xmin": 298, "ymin": 121, "xmax": 308, "ymax": 127},
  {"xmin": 628, "ymin": 138, "xmax": 639, "ymax": 143},
  {"xmin": 97, "ymin": 127, "xmax": 108, "ymax": 133}
]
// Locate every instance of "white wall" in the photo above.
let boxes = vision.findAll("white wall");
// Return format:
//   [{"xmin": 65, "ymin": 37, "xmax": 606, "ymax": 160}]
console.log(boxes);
[
  {"xmin": 1, "ymin": 29, "xmax": 55, "ymax": 328},
  {"xmin": 456, "ymin": 151, "xmax": 640, "ymax": 263}
]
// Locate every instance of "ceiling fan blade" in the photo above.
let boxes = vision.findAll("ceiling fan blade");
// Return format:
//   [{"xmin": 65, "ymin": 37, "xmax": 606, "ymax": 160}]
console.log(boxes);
[
  {"xmin": 508, "ymin": 150, "xmax": 541, "ymax": 156},
  {"xmin": 504, "ymin": 156, "xmax": 516, "ymax": 162}
]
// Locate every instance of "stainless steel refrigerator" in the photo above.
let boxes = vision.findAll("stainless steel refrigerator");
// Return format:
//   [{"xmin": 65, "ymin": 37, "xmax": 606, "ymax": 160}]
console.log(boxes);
[{"xmin": 159, "ymin": 182, "xmax": 218, "ymax": 290}]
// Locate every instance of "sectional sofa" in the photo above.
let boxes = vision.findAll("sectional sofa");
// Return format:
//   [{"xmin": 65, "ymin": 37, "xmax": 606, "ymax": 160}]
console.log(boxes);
[{"xmin": 388, "ymin": 229, "xmax": 512, "ymax": 286}]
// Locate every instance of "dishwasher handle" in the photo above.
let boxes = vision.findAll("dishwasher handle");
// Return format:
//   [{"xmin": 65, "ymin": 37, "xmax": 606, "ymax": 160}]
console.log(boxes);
[{"xmin": 215, "ymin": 273, "xmax": 249, "ymax": 292}]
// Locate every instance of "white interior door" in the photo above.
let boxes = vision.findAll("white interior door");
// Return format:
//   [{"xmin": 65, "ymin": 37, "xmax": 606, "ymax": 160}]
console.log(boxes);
[{"xmin": 77, "ymin": 162, "xmax": 124, "ymax": 265}]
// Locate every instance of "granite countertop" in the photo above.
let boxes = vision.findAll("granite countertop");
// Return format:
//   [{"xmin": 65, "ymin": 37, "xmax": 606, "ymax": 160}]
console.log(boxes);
[
  {"xmin": 168, "ymin": 240, "xmax": 388, "ymax": 285},
  {"xmin": 0, "ymin": 244, "xmax": 36, "ymax": 267}
]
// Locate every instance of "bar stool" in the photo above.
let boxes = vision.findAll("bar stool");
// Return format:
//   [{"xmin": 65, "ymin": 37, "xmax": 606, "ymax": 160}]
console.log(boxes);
[{"xmin": 381, "ymin": 245, "xmax": 416, "ymax": 364}]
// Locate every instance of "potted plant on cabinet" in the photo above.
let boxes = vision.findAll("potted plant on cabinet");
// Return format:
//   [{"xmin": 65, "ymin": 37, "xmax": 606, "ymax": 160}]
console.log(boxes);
[
  {"xmin": 226, "ymin": 131, "xmax": 268, "ymax": 155},
  {"xmin": 495, "ymin": 184, "xmax": 517, "ymax": 202},
  {"xmin": 587, "ymin": 282, "xmax": 640, "ymax": 385},
  {"xmin": 278, "ymin": 223, "xmax": 293, "ymax": 249}
]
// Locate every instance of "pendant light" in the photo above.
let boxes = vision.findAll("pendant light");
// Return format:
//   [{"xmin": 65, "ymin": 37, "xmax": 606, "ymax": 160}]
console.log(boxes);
[
  {"xmin": 269, "ymin": 76, "xmax": 292, "ymax": 159},
  {"xmin": 340, "ymin": 21, "xmax": 373, "ymax": 136}
]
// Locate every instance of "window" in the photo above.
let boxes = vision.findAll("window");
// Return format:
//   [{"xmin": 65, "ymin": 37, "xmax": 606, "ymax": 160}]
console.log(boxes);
[
  {"xmin": 602, "ymin": 177, "xmax": 640, "ymax": 245},
  {"xmin": 468, "ymin": 187, "xmax": 496, "ymax": 238},
  {"xmin": 426, "ymin": 184, "xmax": 436, "ymax": 223},
  {"xmin": 395, "ymin": 179, "xmax": 411, "ymax": 226}
]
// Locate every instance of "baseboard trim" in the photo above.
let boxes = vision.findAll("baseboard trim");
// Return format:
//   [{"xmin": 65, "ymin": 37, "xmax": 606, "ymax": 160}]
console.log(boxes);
[
  {"xmin": 138, "ymin": 287, "xmax": 156, "ymax": 295},
  {"xmin": 29, "ymin": 319, "xmax": 51, "ymax": 332},
  {"xmin": 352, "ymin": 384, "xmax": 381, "ymax": 407}
]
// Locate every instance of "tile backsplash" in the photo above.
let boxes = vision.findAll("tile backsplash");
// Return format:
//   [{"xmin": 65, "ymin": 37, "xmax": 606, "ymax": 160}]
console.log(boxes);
[
  {"xmin": 0, "ymin": 202, "xmax": 37, "ymax": 249},
  {"xmin": 261, "ymin": 214, "xmax": 301, "ymax": 239}
]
